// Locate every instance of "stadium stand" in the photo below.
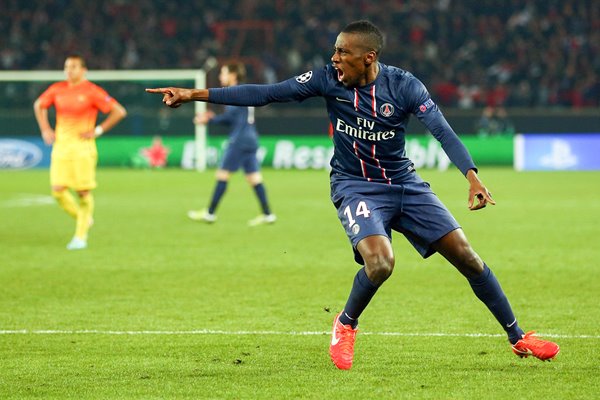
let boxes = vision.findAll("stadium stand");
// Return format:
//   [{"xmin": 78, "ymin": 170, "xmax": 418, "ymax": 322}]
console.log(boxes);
[{"xmin": 1, "ymin": 0, "xmax": 598, "ymax": 108}]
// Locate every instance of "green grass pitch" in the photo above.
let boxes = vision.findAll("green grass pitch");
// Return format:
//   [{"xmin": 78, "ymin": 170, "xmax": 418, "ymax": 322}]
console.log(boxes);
[{"xmin": 1, "ymin": 167, "xmax": 599, "ymax": 399}]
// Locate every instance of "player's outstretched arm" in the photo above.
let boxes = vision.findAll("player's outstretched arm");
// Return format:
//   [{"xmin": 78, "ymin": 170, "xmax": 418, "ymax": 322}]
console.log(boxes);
[
  {"xmin": 145, "ymin": 87, "xmax": 209, "ymax": 108},
  {"xmin": 466, "ymin": 169, "xmax": 496, "ymax": 211},
  {"xmin": 148, "ymin": 75, "xmax": 318, "ymax": 109}
]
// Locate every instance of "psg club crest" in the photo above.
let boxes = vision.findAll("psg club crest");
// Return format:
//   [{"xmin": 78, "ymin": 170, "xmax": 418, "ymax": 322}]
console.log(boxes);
[
  {"xmin": 379, "ymin": 103, "xmax": 394, "ymax": 117},
  {"xmin": 295, "ymin": 71, "xmax": 313, "ymax": 83}
]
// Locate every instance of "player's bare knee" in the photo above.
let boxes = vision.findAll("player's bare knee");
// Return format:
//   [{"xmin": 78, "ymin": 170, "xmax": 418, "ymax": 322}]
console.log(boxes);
[
  {"xmin": 215, "ymin": 170, "xmax": 230, "ymax": 181},
  {"xmin": 246, "ymin": 173, "xmax": 262, "ymax": 185},
  {"xmin": 364, "ymin": 253, "xmax": 395, "ymax": 285},
  {"xmin": 457, "ymin": 246, "xmax": 484, "ymax": 278}
]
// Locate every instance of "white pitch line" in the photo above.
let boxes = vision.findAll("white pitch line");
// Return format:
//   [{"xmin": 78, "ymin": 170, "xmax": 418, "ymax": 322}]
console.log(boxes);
[
  {"xmin": 0, "ymin": 194, "xmax": 55, "ymax": 208},
  {"xmin": 0, "ymin": 329, "xmax": 598, "ymax": 339}
]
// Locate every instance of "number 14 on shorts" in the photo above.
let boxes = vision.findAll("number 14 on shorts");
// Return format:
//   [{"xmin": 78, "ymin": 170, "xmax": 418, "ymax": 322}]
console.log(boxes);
[{"xmin": 344, "ymin": 201, "xmax": 371, "ymax": 226}]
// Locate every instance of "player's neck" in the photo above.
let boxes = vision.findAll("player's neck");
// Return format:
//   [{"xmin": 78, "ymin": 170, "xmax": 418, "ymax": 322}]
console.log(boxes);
[
  {"xmin": 362, "ymin": 62, "xmax": 380, "ymax": 86},
  {"xmin": 67, "ymin": 78, "xmax": 86, "ymax": 86}
]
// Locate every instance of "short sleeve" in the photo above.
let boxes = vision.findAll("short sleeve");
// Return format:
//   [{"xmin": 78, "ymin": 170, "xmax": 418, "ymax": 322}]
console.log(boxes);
[
  {"xmin": 90, "ymin": 84, "xmax": 117, "ymax": 113},
  {"xmin": 37, "ymin": 83, "xmax": 59, "ymax": 109}
]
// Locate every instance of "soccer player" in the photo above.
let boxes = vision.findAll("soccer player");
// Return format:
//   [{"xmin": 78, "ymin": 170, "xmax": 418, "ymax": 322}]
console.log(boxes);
[
  {"xmin": 187, "ymin": 62, "xmax": 276, "ymax": 226},
  {"xmin": 147, "ymin": 21, "xmax": 559, "ymax": 368},
  {"xmin": 34, "ymin": 54, "xmax": 127, "ymax": 250}
]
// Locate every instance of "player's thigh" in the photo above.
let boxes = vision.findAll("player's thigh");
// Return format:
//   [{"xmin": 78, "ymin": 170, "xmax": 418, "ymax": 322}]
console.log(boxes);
[
  {"xmin": 72, "ymin": 155, "xmax": 98, "ymax": 191},
  {"xmin": 392, "ymin": 182, "xmax": 460, "ymax": 258},
  {"xmin": 331, "ymin": 180, "xmax": 395, "ymax": 249},
  {"xmin": 220, "ymin": 146, "xmax": 243, "ymax": 172},
  {"xmin": 50, "ymin": 157, "xmax": 75, "ymax": 188},
  {"xmin": 241, "ymin": 149, "xmax": 260, "ymax": 175}
]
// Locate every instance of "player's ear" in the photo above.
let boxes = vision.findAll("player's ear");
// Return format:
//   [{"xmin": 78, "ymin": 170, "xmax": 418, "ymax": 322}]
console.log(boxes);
[{"xmin": 364, "ymin": 50, "xmax": 377, "ymax": 66}]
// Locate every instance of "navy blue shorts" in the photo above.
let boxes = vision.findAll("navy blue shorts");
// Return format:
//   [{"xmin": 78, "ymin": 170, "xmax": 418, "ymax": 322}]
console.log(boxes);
[
  {"xmin": 220, "ymin": 145, "xmax": 259, "ymax": 173},
  {"xmin": 330, "ymin": 173, "xmax": 460, "ymax": 264}
]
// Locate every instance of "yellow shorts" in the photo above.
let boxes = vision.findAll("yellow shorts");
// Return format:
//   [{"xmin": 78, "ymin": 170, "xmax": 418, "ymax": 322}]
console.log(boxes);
[{"xmin": 50, "ymin": 155, "xmax": 98, "ymax": 191}]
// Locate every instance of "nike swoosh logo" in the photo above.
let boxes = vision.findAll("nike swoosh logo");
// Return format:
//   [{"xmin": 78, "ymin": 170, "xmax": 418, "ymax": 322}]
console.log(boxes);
[
  {"xmin": 506, "ymin": 318, "xmax": 517, "ymax": 328},
  {"xmin": 331, "ymin": 318, "xmax": 341, "ymax": 346},
  {"xmin": 335, "ymin": 97, "xmax": 351, "ymax": 103}
]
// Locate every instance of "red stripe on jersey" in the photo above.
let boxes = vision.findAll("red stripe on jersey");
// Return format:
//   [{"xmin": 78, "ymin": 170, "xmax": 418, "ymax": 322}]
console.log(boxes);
[
  {"xmin": 371, "ymin": 86, "xmax": 377, "ymax": 117},
  {"xmin": 353, "ymin": 141, "xmax": 370, "ymax": 181},
  {"xmin": 354, "ymin": 89, "xmax": 359, "ymax": 111},
  {"xmin": 371, "ymin": 145, "xmax": 391, "ymax": 184}
]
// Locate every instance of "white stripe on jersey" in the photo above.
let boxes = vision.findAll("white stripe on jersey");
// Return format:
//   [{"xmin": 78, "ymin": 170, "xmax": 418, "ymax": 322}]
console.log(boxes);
[
  {"xmin": 371, "ymin": 144, "xmax": 391, "ymax": 184},
  {"xmin": 353, "ymin": 141, "xmax": 370, "ymax": 181},
  {"xmin": 371, "ymin": 86, "xmax": 377, "ymax": 117}
]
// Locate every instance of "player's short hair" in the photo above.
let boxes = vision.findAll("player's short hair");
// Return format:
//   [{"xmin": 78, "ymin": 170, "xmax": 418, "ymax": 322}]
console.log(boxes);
[
  {"xmin": 224, "ymin": 62, "xmax": 246, "ymax": 83},
  {"xmin": 65, "ymin": 54, "xmax": 87, "ymax": 68},
  {"xmin": 341, "ymin": 20, "xmax": 384, "ymax": 55}
]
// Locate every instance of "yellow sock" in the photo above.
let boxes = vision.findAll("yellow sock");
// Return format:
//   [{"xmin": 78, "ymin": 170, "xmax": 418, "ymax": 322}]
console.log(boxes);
[
  {"xmin": 52, "ymin": 190, "xmax": 79, "ymax": 219},
  {"xmin": 75, "ymin": 193, "xmax": 94, "ymax": 240}
]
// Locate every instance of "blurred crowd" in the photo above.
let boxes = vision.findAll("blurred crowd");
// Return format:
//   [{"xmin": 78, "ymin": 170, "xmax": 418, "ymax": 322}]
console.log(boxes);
[{"xmin": 2, "ymin": 0, "xmax": 599, "ymax": 108}]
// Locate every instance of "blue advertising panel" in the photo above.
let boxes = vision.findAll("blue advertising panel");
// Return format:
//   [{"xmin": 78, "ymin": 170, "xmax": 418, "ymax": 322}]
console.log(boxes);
[
  {"xmin": 514, "ymin": 133, "xmax": 600, "ymax": 171},
  {"xmin": 0, "ymin": 137, "xmax": 51, "ymax": 169}
]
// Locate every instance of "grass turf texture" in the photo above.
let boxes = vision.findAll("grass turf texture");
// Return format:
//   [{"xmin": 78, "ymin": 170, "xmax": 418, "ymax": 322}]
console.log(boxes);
[{"xmin": 1, "ymin": 167, "xmax": 599, "ymax": 399}]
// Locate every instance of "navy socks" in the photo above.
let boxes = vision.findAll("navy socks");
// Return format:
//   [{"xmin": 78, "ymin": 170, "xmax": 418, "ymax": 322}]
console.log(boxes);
[
  {"xmin": 339, "ymin": 267, "xmax": 379, "ymax": 329},
  {"xmin": 253, "ymin": 183, "xmax": 271, "ymax": 215},
  {"xmin": 208, "ymin": 181, "xmax": 271, "ymax": 216},
  {"xmin": 208, "ymin": 180, "xmax": 228, "ymax": 214},
  {"xmin": 468, "ymin": 264, "xmax": 525, "ymax": 344},
  {"xmin": 337, "ymin": 263, "xmax": 524, "ymax": 343}
]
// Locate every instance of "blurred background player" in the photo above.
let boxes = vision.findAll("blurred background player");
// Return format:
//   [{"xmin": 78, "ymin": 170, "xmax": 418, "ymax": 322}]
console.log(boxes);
[
  {"xmin": 33, "ymin": 54, "xmax": 127, "ymax": 250},
  {"xmin": 188, "ymin": 62, "xmax": 275, "ymax": 226}
]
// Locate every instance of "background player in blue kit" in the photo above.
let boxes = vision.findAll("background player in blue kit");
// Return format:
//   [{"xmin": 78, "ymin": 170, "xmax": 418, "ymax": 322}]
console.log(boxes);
[
  {"xmin": 187, "ymin": 62, "xmax": 276, "ymax": 226},
  {"xmin": 147, "ymin": 21, "xmax": 559, "ymax": 369}
]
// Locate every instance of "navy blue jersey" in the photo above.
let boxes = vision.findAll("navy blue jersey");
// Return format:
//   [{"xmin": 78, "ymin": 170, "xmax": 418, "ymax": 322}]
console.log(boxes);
[
  {"xmin": 210, "ymin": 105, "xmax": 258, "ymax": 151},
  {"xmin": 209, "ymin": 63, "xmax": 476, "ymax": 183}
]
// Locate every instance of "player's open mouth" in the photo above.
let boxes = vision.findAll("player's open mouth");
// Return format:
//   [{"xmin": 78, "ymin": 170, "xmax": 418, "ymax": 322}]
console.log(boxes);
[{"xmin": 336, "ymin": 68, "xmax": 344, "ymax": 82}]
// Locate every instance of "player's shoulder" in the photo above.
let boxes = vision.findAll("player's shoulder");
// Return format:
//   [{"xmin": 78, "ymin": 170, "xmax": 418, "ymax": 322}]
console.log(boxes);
[
  {"xmin": 295, "ymin": 64, "xmax": 337, "ymax": 83},
  {"xmin": 322, "ymin": 64, "xmax": 344, "ymax": 85},
  {"xmin": 379, "ymin": 63, "xmax": 418, "ymax": 87},
  {"xmin": 318, "ymin": 64, "xmax": 347, "ymax": 92},
  {"xmin": 380, "ymin": 63, "xmax": 428, "ymax": 97},
  {"xmin": 83, "ymin": 80, "xmax": 106, "ymax": 92},
  {"xmin": 84, "ymin": 81, "xmax": 114, "ymax": 101},
  {"xmin": 290, "ymin": 64, "xmax": 339, "ymax": 95},
  {"xmin": 47, "ymin": 81, "xmax": 68, "ymax": 91},
  {"xmin": 37, "ymin": 81, "xmax": 64, "ymax": 101}
]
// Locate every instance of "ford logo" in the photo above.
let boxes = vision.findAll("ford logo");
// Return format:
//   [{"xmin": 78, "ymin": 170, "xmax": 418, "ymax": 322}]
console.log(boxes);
[{"xmin": 0, "ymin": 139, "xmax": 43, "ymax": 169}]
